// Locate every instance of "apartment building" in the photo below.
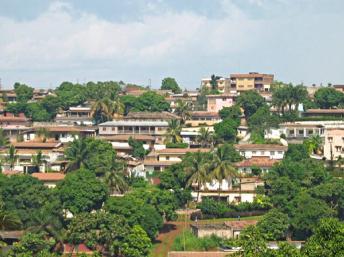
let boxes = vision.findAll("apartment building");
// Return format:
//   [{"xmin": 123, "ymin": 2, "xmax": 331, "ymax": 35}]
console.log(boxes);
[
  {"xmin": 234, "ymin": 157, "xmax": 280, "ymax": 174},
  {"xmin": 185, "ymin": 111, "xmax": 221, "ymax": 127},
  {"xmin": 207, "ymin": 94, "xmax": 236, "ymax": 112},
  {"xmin": 201, "ymin": 77, "xmax": 231, "ymax": 93},
  {"xmin": 0, "ymin": 113, "xmax": 31, "ymax": 141},
  {"xmin": 165, "ymin": 91, "xmax": 199, "ymax": 111},
  {"xmin": 230, "ymin": 72, "xmax": 274, "ymax": 92},
  {"xmin": 323, "ymin": 128, "xmax": 344, "ymax": 161},
  {"xmin": 234, "ymin": 144, "xmax": 287, "ymax": 160}
]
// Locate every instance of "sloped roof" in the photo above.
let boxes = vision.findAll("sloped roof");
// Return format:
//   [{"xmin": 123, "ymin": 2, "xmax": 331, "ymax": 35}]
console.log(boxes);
[
  {"xmin": 13, "ymin": 142, "xmax": 62, "ymax": 149},
  {"xmin": 156, "ymin": 148, "xmax": 211, "ymax": 154},
  {"xmin": 234, "ymin": 144, "xmax": 287, "ymax": 151},
  {"xmin": 235, "ymin": 157, "xmax": 280, "ymax": 168},
  {"xmin": 32, "ymin": 172, "xmax": 65, "ymax": 181},
  {"xmin": 125, "ymin": 111, "xmax": 180, "ymax": 120}
]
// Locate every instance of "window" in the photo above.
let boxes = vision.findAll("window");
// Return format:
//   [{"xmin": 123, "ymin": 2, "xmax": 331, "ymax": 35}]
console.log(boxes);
[
  {"xmin": 308, "ymin": 130, "xmax": 313, "ymax": 135},
  {"xmin": 252, "ymin": 151, "xmax": 256, "ymax": 154},
  {"xmin": 278, "ymin": 151, "xmax": 283, "ymax": 154},
  {"xmin": 328, "ymin": 137, "xmax": 333, "ymax": 143},
  {"xmin": 298, "ymin": 130, "xmax": 304, "ymax": 135},
  {"xmin": 166, "ymin": 156, "xmax": 170, "ymax": 160},
  {"xmin": 261, "ymin": 151, "xmax": 265, "ymax": 155},
  {"xmin": 270, "ymin": 151, "xmax": 275, "ymax": 155},
  {"xmin": 112, "ymin": 127, "xmax": 115, "ymax": 131},
  {"xmin": 335, "ymin": 146, "xmax": 342, "ymax": 152},
  {"xmin": 102, "ymin": 127, "xmax": 106, "ymax": 131}
]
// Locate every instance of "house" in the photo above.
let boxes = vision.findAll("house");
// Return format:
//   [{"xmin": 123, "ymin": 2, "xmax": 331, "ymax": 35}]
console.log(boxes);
[
  {"xmin": 0, "ymin": 114, "xmax": 32, "ymax": 142},
  {"xmin": 323, "ymin": 128, "xmax": 344, "ymax": 161},
  {"xmin": 185, "ymin": 111, "xmax": 221, "ymax": 127},
  {"xmin": 55, "ymin": 106, "xmax": 93, "ymax": 126},
  {"xmin": 144, "ymin": 148, "xmax": 211, "ymax": 172},
  {"xmin": 302, "ymin": 109, "xmax": 344, "ymax": 119},
  {"xmin": 181, "ymin": 126, "xmax": 215, "ymax": 147},
  {"xmin": 98, "ymin": 120, "xmax": 169, "ymax": 144},
  {"xmin": 235, "ymin": 157, "xmax": 280, "ymax": 174},
  {"xmin": 191, "ymin": 220, "xmax": 257, "ymax": 239},
  {"xmin": 22, "ymin": 126, "xmax": 97, "ymax": 143},
  {"xmin": 207, "ymin": 94, "xmax": 236, "ymax": 112},
  {"xmin": 165, "ymin": 91, "xmax": 199, "ymax": 111},
  {"xmin": 234, "ymin": 144, "xmax": 287, "ymax": 160},
  {"xmin": 333, "ymin": 84, "xmax": 344, "ymax": 93},
  {"xmin": 194, "ymin": 177, "xmax": 263, "ymax": 203},
  {"xmin": 230, "ymin": 72, "xmax": 274, "ymax": 92},
  {"xmin": 201, "ymin": 77, "xmax": 231, "ymax": 93},
  {"xmin": 124, "ymin": 111, "xmax": 180, "ymax": 121},
  {"xmin": 0, "ymin": 141, "xmax": 65, "ymax": 173},
  {"xmin": 0, "ymin": 90, "xmax": 17, "ymax": 102},
  {"xmin": 31, "ymin": 172, "xmax": 65, "ymax": 188}
]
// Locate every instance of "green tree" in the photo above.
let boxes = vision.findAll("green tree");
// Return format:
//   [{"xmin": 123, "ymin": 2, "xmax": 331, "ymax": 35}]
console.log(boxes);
[
  {"xmin": 285, "ymin": 144, "xmax": 309, "ymax": 161},
  {"xmin": 174, "ymin": 100, "xmax": 191, "ymax": 123},
  {"xmin": 237, "ymin": 90, "xmax": 266, "ymax": 117},
  {"xmin": 302, "ymin": 218, "xmax": 344, "ymax": 257},
  {"xmin": 122, "ymin": 225, "xmax": 152, "ymax": 257},
  {"xmin": 196, "ymin": 127, "xmax": 213, "ymax": 148},
  {"xmin": 0, "ymin": 128, "xmax": 10, "ymax": 147},
  {"xmin": 128, "ymin": 137, "xmax": 146, "ymax": 159},
  {"xmin": 165, "ymin": 119, "xmax": 182, "ymax": 144},
  {"xmin": 314, "ymin": 87, "xmax": 344, "ymax": 109},
  {"xmin": 32, "ymin": 150, "xmax": 44, "ymax": 172},
  {"xmin": 186, "ymin": 152, "xmax": 212, "ymax": 202},
  {"xmin": 14, "ymin": 82, "xmax": 34, "ymax": 102},
  {"xmin": 161, "ymin": 77, "xmax": 182, "ymax": 93},
  {"xmin": 55, "ymin": 82, "xmax": 86, "ymax": 110},
  {"xmin": 91, "ymin": 98, "xmax": 115, "ymax": 124},
  {"xmin": 257, "ymin": 209, "xmax": 289, "ymax": 240},
  {"xmin": 210, "ymin": 147, "xmax": 238, "ymax": 200},
  {"xmin": 236, "ymin": 225, "xmax": 268, "ymax": 257},
  {"xmin": 132, "ymin": 91, "xmax": 170, "ymax": 112},
  {"xmin": 103, "ymin": 162, "xmax": 128, "ymax": 195},
  {"xmin": 65, "ymin": 137, "xmax": 88, "ymax": 171},
  {"xmin": 36, "ymin": 127, "xmax": 50, "ymax": 142},
  {"xmin": 303, "ymin": 135, "xmax": 323, "ymax": 155},
  {"xmin": 85, "ymin": 81, "xmax": 122, "ymax": 101},
  {"xmin": 214, "ymin": 118, "xmax": 238, "ymax": 142},
  {"xmin": 248, "ymin": 106, "xmax": 280, "ymax": 139},
  {"xmin": 219, "ymin": 105, "xmax": 242, "ymax": 124},
  {"xmin": 57, "ymin": 169, "xmax": 108, "ymax": 214},
  {"xmin": 6, "ymin": 145, "xmax": 18, "ymax": 171},
  {"xmin": 0, "ymin": 201, "xmax": 22, "ymax": 230}
]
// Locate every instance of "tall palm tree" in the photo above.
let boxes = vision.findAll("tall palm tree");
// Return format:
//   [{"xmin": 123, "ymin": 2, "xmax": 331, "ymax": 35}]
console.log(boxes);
[
  {"xmin": 6, "ymin": 145, "xmax": 17, "ymax": 171},
  {"xmin": 113, "ymin": 96, "xmax": 125, "ymax": 118},
  {"xmin": 196, "ymin": 127, "xmax": 213, "ymax": 148},
  {"xmin": 104, "ymin": 162, "xmax": 128, "ymax": 195},
  {"xmin": 0, "ymin": 202, "xmax": 21, "ymax": 230},
  {"xmin": 210, "ymin": 147, "xmax": 238, "ymax": 200},
  {"xmin": 91, "ymin": 98, "xmax": 115, "ymax": 124},
  {"xmin": 36, "ymin": 127, "xmax": 50, "ymax": 143},
  {"xmin": 32, "ymin": 150, "xmax": 43, "ymax": 172},
  {"xmin": 164, "ymin": 119, "xmax": 182, "ymax": 144},
  {"xmin": 0, "ymin": 129, "xmax": 9, "ymax": 148},
  {"xmin": 186, "ymin": 152, "xmax": 211, "ymax": 202},
  {"xmin": 65, "ymin": 138, "xmax": 88, "ymax": 172},
  {"xmin": 174, "ymin": 100, "xmax": 191, "ymax": 124}
]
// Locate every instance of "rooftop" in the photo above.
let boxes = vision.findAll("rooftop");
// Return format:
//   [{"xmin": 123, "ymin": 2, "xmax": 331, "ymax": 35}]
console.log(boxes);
[
  {"xmin": 125, "ymin": 111, "xmax": 180, "ymax": 120},
  {"xmin": 234, "ymin": 144, "xmax": 287, "ymax": 151},
  {"xmin": 32, "ymin": 172, "xmax": 65, "ymax": 181},
  {"xmin": 13, "ymin": 141, "xmax": 62, "ymax": 149},
  {"xmin": 304, "ymin": 108, "xmax": 344, "ymax": 114},
  {"xmin": 235, "ymin": 157, "xmax": 280, "ymax": 168},
  {"xmin": 230, "ymin": 73, "xmax": 274, "ymax": 78},
  {"xmin": 168, "ymin": 252, "xmax": 229, "ymax": 257},
  {"xmin": 99, "ymin": 120, "xmax": 169, "ymax": 127},
  {"xmin": 190, "ymin": 111, "xmax": 220, "ymax": 118},
  {"xmin": 155, "ymin": 148, "xmax": 211, "ymax": 154},
  {"xmin": 98, "ymin": 134, "xmax": 156, "ymax": 141}
]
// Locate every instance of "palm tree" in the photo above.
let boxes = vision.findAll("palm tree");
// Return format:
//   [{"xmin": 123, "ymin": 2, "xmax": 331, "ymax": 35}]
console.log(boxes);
[
  {"xmin": 0, "ymin": 129, "xmax": 9, "ymax": 148},
  {"xmin": 113, "ymin": 96, "xmax": 125, "ymax": 118},
  {"xmin": 36, "ymin": 127, "xmax": 50, "ymax": 142},
  {"xmin": 164, "ymin": 119, "xmax": 182, "ymax": 144},
  {"xmin": 6, "ymin": 145, "xmax": 17, "ymax": 171},
  {"xmin": 304, "ymin": 135, "xmax": 323, "ymax": 155},
  {"xmin": 186, "ymin": 152, "xmax": 211, "ymax": 202},
  {"xmin": 65, "ymin": 138, "xmax": 88, "ymax": 172},
  {"xmin": 196, "ymin": 127, "xmax": 213, "ymax": 148},
  {"xmin": 91, "ymin": 98, "xmax": 116, "ymax": 124},
  {"xmin": 0, "ymin": 202, "xmax": 21, "ymax": 230},
  {"xmin": 32, "ymin": 150, "xmax": 43, "ymax": 172},
  {"xmin": 174, "ymin": 100, "xmax": 191, "ymax": 124},
  {"xmin": 210, "ymin": 147, "xmax": 238, "ymax": 200},
  {"xmin": 104, "ymin": 162, "xmax": 128, "ymax": 195}
]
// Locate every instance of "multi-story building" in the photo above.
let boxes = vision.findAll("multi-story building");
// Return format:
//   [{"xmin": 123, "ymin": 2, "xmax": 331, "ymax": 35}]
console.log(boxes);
[
  {"xmin": 0, "ymin": 113, "xmax": 31, "ymax": 142},
  {"xmin": 303, "ymin": 109, "xmax": 344, "ymax": 119},
  {"xmin": 230, "ymin": 72, "xmax": 274, "ymax": 92},
  {"xmin": 323, "ymin": 128, "xmax": 344, "ymax": 161},
  {"xmin": 55, "ymin": 106, "xmax": 93, "ymax": 126},
  {"xmin": 165, "ymin": 91, "xmax": 199, "ymax": 111},
  {"xmin": 185, "ymin": 111, "xmax": 221, "ymax": 127},
  {"xmin": 234, "ymin": 144, "xmax": 287, "ymax": 160},
  {"xmin": 206, "ymin": 94, "xmax": 236, "ymax": 112},
  {"xmin": 201, "ymin": 77, "xmax": 231, "ymax": 93}
]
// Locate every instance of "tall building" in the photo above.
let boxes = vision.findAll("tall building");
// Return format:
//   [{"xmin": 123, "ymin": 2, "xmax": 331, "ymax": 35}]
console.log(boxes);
[
  {"xmin": 201, "ymin": 77, "xmax": 231, "ymax": 93},
  {"xmin": 230, "ymin": 72, "xmax": 274, "ymax": 92}
]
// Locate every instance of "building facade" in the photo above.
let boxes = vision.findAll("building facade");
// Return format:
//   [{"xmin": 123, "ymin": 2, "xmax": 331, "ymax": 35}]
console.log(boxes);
[{"xmin": 230, "ymin": 72, "xmax": 274, "ymax": 92}]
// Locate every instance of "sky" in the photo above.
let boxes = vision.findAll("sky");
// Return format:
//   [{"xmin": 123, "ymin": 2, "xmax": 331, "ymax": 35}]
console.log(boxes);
[{"xmin": 0, "ymin": 0, "xmax": 344, "ymax": 90}]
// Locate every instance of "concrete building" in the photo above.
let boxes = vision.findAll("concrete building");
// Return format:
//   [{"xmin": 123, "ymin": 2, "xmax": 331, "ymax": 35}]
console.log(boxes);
[
  {"xmin": 230, "ymin": 72, "xmax": 274, "ymax": 92},
  {"xmin": 323, "ymin": 128, "xmax": 344, "ymax": 161},
  {"xmin": 302, "ymin": 109, "xmax": 344, "ymax": 119},
  {"xmin": 234, "ymin": 144, "xmax": 287, "ymax": 160},
  {"xmin": 191, "ymin": 220, "xmax": 257, "ymax": 239},
  {"xmin": 201, "ymin": 77, "xmax": 231, "ymax": 93},
  {"xmin": 185, "ymin": 111, "xmax": 221, "ymax": 127},
  {"xmin": 55, "ymin": 106, "xmax": 93, "ymax": 126},
  {"xmin": 333, "ymin": 84, "xmax": 344, "ymax": 93},
  {"xmin": 235, "ymin": 157, "xmax": 280, "ymax": 174},
  {"xmin": 207, "ymin": 94, "xmax": 236, "ymax": 112},
  {"xmin": 31, "ymin": 172, "xmax": 65, "ymax": 188}
]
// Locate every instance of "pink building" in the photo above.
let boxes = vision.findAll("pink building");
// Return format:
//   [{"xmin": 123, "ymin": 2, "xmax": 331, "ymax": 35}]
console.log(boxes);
[{"xmin": 206, "ymin": 94, "xmax": 236, "ymax": 112}]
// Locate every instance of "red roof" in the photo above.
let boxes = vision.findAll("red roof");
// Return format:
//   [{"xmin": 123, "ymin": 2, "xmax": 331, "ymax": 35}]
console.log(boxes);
[
  {"xmin": 32, "ymin": 172, "xmax": 65, "ymax": 181},
  {"xmin": 224, "ymin": 220, "xmax": 258, "ymax": 229},
  {"xmin": 168, "ymin": 252, "xmax": 229, "ymax": 257},
  {"xmin": 234, "ymin": 144, "xmax": 287, "ymax": 151},
  {"xmin": 156, "ymin": 148, "xmax": 211, "ymax": 154},
  {"xmin": 13, "ymin": 141, "xmax": 62, "ymax": 149},
  {"xmin": 63, "ymin": 244, "xmax": 93, "ymax": 254}
]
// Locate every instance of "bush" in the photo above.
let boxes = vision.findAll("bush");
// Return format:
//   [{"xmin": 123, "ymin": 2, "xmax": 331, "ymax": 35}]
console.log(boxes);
[
  {"xmin": 197, "ymin": 198, "xmax": 232, "ymax": 218},
  {"xmin": 166, "ymin": 142, "xmax": 189, "ymax": 148},
  {"xmin": 172, "ymin": 230, "xmax": 222, "ymax": 251}
]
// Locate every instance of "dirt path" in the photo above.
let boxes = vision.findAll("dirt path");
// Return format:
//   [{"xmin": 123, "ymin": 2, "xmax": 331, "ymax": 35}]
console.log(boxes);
[{"xmin": 152, "ymin": 222, "xmax": 187, "ymax": 257}]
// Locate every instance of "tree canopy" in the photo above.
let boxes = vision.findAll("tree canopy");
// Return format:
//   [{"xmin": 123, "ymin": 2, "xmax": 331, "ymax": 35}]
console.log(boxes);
[{"xmin": 161, "ymin": 77, "xmax": 182, "ymax": 93}]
